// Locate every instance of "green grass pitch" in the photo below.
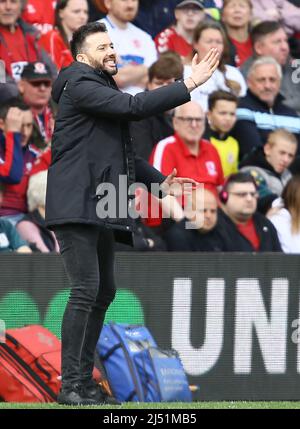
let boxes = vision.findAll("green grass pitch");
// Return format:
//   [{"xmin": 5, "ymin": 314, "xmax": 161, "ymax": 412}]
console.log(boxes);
[{"xmin": 1, "ymin": 401, "xmax": 300, "ymax": 409}]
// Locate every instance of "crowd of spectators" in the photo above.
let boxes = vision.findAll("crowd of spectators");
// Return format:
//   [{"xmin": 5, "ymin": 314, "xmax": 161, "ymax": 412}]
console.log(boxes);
[{"xmin": 1, "ymin": 0, "xmax": 300, "ymax": 254}]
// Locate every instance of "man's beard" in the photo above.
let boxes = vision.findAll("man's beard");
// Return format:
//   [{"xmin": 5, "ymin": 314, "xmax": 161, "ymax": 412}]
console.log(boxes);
[
  {"xmin": 88, "ymin": 56, "xmax": 118, "ymax": 76},
  {"xmin": 104, "ymin": 64, "xmax": 118, "ymax": 76}
]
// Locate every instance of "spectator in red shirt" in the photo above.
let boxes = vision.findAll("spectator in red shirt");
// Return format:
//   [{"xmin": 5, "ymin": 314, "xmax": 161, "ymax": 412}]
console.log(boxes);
[
  {"xmin": 221, "ymin": 0, "xmax": 253, "ymax": 67},
  {"xmin": 39, "ymin": 0, "xmax": 89, "ymax": 71},
  {"xmin": 21, "ymin": 0, "xmax": 56, "ymax": 35},
  {"xmin": 150, "ymin": 100, "xmax": 224, "ymax": 189},
  {"xmin": 147, "ymin": 100, "xmax": 224, "ymax": 227},
  {"xmin": 155, "ymin": 0, "xmax": 206, "ymax": 62},
  {"xmin": 0, "ymin": 0, "xmax": 56, "ymax": 83},
  {"xmin": 218, "ymin": 172, "xmax": 282, "ymax": 251},
  {"xmin": 18, "ymin": 62, "xmax": 55, "ymax": 149}
]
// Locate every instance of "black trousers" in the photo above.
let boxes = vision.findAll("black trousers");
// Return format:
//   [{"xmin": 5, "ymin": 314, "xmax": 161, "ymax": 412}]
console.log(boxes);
[{"xmin": 53, "ymin": 223, "xmax": 116, "ymax": 388}]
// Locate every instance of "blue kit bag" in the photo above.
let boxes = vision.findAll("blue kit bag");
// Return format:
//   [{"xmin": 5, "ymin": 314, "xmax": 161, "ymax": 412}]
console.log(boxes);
[{"xmin": 96, "ymin": 323, "xmax": 192, "ymax": 402}]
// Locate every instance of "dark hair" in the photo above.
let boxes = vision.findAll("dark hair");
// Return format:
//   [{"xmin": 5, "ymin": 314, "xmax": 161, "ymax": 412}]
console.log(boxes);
[
  {"xmin": 70, "ymin": 21, "xmax": 107, "ymax": 60},
  {"xmin": 55, "ymin": 0, "xmax": 71, "ymax": 48},
  {"xmin": 148, "ymin": 51, "xmax": 183, "ymax": 82},
  {"xmin": 224, "ymin": 172, "xmax": 258, "ymax": 192},
  {"xmin": 208, "ymin": 90, "xmax": 238, "ymax": 111},
  {"xmin": 0, "ymin": 98, "xmax": 31, "ymax": 120},
  {"xmin": 55, "ymin": 0, "xmax": 89, "ymax": 48},
  {"xmin": 251, "ymin": 21, "xmax": 283, "ymax": 46}
]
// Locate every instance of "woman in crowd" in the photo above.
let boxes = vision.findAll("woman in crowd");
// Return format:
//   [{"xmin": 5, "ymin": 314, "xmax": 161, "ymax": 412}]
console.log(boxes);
[
  {"xmin": 39, "ymin": 0, "xmax": 89, "ymax": 70},
  {"xmin": 221, "ymin": 0, "xmax": 253, "ymax": 67},
  {"xmin": 184, "ymin": 21, "xmax": 247, "ymax": 111},
  {"xmin": 268, "ymin": 175, "xmax": 300, "ymax": 253}
]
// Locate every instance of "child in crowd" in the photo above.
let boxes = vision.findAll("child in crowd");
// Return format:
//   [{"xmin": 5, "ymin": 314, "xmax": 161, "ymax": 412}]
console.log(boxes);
[{"xmin": 204, "ymin": 90, "xmax": 239, "ymax": 177}]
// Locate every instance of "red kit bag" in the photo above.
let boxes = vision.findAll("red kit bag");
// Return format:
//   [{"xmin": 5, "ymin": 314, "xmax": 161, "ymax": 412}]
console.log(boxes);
[{"xmin": 0, "ymin": 325, "xmax": 61, "ymax": 402}]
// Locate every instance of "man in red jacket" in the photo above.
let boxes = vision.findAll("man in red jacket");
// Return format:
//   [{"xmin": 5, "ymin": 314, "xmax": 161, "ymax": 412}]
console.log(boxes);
[
  {"xmin": 18, "ymin": 62, "xmax": 54, "ymax": 148},
  {"xmin": 147, "ymin": 100, "xmax": 224, "ymax": 226},
  {"xmin": 150, "ymin": 100, "xmax": 224, "ymax": 188},
  {"xmin": 0, "ymin": 0, "xmax": 56, "ymax": 86}
]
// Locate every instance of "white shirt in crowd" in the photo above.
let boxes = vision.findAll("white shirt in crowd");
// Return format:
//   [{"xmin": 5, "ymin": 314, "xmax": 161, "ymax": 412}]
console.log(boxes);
[
  {"xmin": 269, "ymin": 198, "xmax": 300, "ymax": 253},
  {"xmin": 100, "ymin": 16, "xmax": 157, "ymax": 96},
  {"xmin": 184, "ymin": 64, "xmax": 247, "ymax": 112}
]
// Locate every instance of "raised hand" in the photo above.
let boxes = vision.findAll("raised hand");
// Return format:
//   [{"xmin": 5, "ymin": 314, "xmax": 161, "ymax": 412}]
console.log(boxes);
[
  {"xmin": 184, "ymin": 48, "xmax": 219, "ymax": 92},
  {"xmin": 5, "ymin": 107, "xmax": 24, "ymax": 133}
]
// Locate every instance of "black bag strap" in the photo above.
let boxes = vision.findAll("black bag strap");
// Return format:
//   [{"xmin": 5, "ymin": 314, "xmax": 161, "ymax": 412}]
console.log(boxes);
[
  {"xmin": 0, "ymin": 343, "xmax": 57, "ymax": 401},
  {"xmin": 110, "ymin": 324, "xmax": 144, "ymax": 401}
]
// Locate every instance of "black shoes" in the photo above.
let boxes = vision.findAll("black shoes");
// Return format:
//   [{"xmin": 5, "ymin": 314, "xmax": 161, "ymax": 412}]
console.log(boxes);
[
  {"xmin": 80, "ymin": 380, "xmax": 121, "ymax": 405},
  {"xmin": 57, "ymin": 384, "xmax": 99, "ymax": 406},
  {"xmin": 57, "ymin": 381, "xmax": 121, "ymax": 406}
]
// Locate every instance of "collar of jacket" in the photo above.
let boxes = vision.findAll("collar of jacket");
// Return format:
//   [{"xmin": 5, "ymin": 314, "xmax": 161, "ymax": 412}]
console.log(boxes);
[
  {"xmin": 0, "ymin": 19, "xmax": 37, "ymax": 43},
  {"xmin": 18, "ymin": 19, "xmax": 39, "ymax": 37},
  {"xmin": 246, "ymin": 88, "xmax": 285, "ymax": 111},
  {"xmin": 205, "ymin": 125, "xmax": 231, "ymax": 141},
  {"xmin": 73, "ymin": 62, "xmax": 119, "ymax": 89},
  {"xmin": 96, "ymin": 68, "xmax": 119, "ymax": 89},
  {"xmin": 281, "ymin": 56, "xmax": 294, "ymax": 72},
  {"xmin": 218, "ymin": 207, "xmax": 261, "ymax": 234}
]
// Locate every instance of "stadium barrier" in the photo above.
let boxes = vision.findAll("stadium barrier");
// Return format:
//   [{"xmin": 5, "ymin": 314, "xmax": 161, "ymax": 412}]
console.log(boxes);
[{"xmin": 1, "ymin": 252, "xmax": 300, "ymax": 401}]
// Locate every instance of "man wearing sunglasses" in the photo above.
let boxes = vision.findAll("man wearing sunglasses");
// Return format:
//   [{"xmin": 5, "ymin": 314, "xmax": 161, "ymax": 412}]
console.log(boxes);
[
  {"xmin": 18, "ymin": 62, "xmax": 54, "ymax": 149},
  {"xmin": 218, "ymin": 172, "xmax": 282, "ymax": 251}
]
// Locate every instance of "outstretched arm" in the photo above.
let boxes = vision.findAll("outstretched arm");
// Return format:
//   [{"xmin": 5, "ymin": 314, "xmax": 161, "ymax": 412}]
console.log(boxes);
[
  {"xmin": 69, "ymin": 50, "xmax": 219, "ymax": 121},
  {"xmin": 184, "ymin": 48, "xmax": 220, "ymax": 93}
]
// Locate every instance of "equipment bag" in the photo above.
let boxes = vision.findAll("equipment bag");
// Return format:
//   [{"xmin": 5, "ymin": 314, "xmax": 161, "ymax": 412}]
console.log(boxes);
[
  {"xmin": 97, "ymin": 323, "xmax": 191, "ymax": 402},
  {"xmin": 97, "ymin": 323, "xmax": 157, "ymax": 402},
  {"xmin": 0, "ymin": 325, "xmax": 61, "ymax": 402},
  {"xmin": 136, "ymin": 347, "xmax": 192, "ymax": 402},
  {"xmin": 0, "ymin": 346, "xmax": 55, "ymax": 402}
]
